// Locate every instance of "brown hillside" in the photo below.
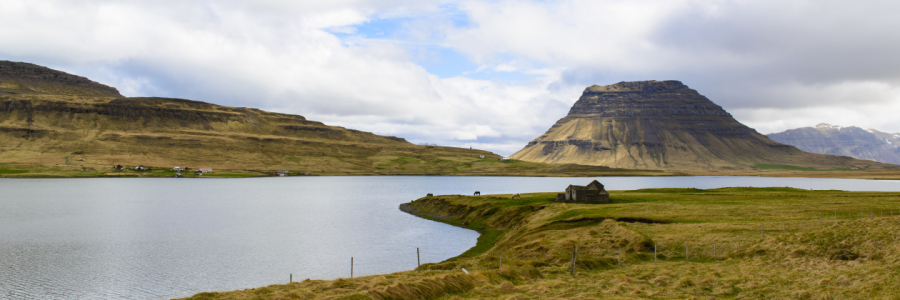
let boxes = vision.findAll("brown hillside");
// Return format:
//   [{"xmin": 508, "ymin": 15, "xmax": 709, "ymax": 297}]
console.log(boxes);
[
  {"xmin": 0, "ymin": 61, "xmax": 665, "ymax": 177},
  {"xmin": 0, "ymin": 61, "xmax": 122, "ymax": 97},
  {"xmin": 511, "ymin": 81, "xmax": 897, "ymax": 171}
]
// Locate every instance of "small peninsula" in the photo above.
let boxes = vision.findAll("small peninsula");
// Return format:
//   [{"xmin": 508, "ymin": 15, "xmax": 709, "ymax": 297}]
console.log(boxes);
[{"xmin": 183, "ymin": 186, "xmax": 900, "ymax": 299}]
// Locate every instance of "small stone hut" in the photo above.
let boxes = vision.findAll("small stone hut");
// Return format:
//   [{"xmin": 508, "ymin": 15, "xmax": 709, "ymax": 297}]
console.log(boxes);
[{"xmin": 554, "ymin": 180, "xmax": 610, "ymax": 204}]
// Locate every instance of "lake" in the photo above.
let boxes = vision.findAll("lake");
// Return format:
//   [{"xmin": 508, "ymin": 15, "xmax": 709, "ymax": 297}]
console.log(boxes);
[{"xmin": 2, "ymin": 176, "xmax": 900, "ymax": 299}]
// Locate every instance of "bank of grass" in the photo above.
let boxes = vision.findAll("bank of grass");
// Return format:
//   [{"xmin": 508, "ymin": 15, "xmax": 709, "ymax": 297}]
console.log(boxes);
[
  {"xmin": 0, "ymin": 168, "xmax": 29, "ymax": 174},
  {"xmin": 181, "ymin": 187, "xmax": 900, "ymax": 299},
  {"xmin": 0, "ymin": 157, "xmax": 675, "ymax": 178},
  {"xmin": 753, "ymin": 163, "xmax": 823, "ymax": 171},
  {"xmin": 0, "ymin": 165, "xmax": 276, "ymax": 178}
]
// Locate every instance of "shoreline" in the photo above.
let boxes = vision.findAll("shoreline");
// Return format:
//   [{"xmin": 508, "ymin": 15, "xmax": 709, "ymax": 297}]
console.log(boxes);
[
  {"xmin": 2, "ymin": 167, "xmax": 900, "ymax": 180},
  {"xmin": 179, "ymin": 187, "xmax": 900, "ymax": 299}
]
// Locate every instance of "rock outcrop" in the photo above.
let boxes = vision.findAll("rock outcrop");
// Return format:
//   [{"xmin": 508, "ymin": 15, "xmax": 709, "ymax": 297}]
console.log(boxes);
[
  {"xmin": 0, "ymin": 61, "xmax": 492, "ymax": 172},
  {"xmin": 511, "ymin": 81, "xmax": 892, "ymax": 170},
  {"xmin": 0, "ymin": 61, "xmax": 123, "ymax": 97},
  {"xmin": 768, "ymin": 124, "xmax": 900, "ymax": 165}
]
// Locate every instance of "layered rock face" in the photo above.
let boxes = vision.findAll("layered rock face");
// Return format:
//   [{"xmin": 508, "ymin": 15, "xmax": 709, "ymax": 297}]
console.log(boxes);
[
  {"xmin": 768, "ymin": 124, "xmax": 900, "ymax": 165},
  {"xmin": 0, "ymin": 61, "xmax": 497, "ymax": 171},
  {"xmin": 511, "ymin": 81, "xmax": 882, "ymax": 170},
  {"xmin": 0, "ymin": 61, "xmax": 123, "ymax": 97}
]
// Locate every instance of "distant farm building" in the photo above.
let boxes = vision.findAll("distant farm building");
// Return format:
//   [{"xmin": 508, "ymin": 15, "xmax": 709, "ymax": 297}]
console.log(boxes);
[
  {"xmin": 198, "ymin": 168, "xmax": 213, "ymax": 173},
  {"xmin": 275, "ymin": 170, "xmax": 289, "ymax": 177},
  {"xmin": 554, "ymin": 180, "xmax": 610, "ymax": 204},
  {"xmin": 500, "ymin": 157, "xmax": 511, "ymax": 161},
  {"xmin": 173, "ymin": 166, "xmax": 182, "ymax": 171}
]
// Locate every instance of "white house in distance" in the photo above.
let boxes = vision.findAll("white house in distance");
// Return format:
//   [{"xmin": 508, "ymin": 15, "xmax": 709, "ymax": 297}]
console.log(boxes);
[
  {"xmin": 172, "ymin": 166, "xmax": 182, "ymax": 171},
  {"xmin": 198, "ymin": 168, "xmax": 212, "ymax": 173}
]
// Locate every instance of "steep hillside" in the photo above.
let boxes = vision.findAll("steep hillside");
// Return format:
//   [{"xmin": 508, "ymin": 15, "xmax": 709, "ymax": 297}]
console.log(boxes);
[
  {"xmin": 511, "ymin": 81, "xmax": 896, "ymax": 171},
  {"xmin": 0, "ymin": 61, "xmax": 122, "ymax": 97},
  {"xmin": 0, "ymin": 61, "xmax": 664, "ymax": 177},
  {"xmin": 768, "ymin": 124, "xmax": 900, "ymax": 165}
]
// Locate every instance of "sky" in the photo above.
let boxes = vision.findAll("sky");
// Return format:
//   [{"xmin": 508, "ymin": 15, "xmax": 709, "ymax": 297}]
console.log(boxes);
[{"xmin": 2, "ymin": 0, "xmax": 900, "ymax": 156}]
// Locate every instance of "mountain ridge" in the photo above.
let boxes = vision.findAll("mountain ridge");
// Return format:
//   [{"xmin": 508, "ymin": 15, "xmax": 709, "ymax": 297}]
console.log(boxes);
[
  {"xmin": 511, "ymin": 81, "xmax": 896, "ymax": 170},
  {"xmin": 767, "ymin": 123, "xmax": 900, "ymax": 165},
  {"xmin": 0, "ymin": 60, "xmax": 662, "ymax": 177},
  {"xmin": 0, "ymin": 61, "xmax": 123, "ymax": 97}
]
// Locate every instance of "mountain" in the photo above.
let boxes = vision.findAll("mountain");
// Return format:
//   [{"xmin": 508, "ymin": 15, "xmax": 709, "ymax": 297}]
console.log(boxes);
[
  {"xmin": 767, "ymin": 124, "xmax": 900, "ymax": 165},
  {"xmin": 511, "ymin": 80, "xmax": 895, "ymax": 170},
  {"xmin": 0, "ymin": 61, "xmax": 123, "ymax": 97},
  {"xmin": 0, "ymin": 60, "xmax": 665, "ymax": 177}
]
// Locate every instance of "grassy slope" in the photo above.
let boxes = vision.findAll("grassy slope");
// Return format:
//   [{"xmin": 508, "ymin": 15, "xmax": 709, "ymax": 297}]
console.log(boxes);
[
  {"xmin": 182, "ymin": 188, "xmax": 900, "ymax": 299},
  {"xmin": 0, "ymin": 94, "xmax": 674, "ymax": 178}
]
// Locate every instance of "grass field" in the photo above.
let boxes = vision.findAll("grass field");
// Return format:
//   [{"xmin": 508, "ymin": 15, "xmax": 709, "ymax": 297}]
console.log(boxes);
[{"xmin": 181, "ymin": 187, "xmax": 900, "ymax": 299}]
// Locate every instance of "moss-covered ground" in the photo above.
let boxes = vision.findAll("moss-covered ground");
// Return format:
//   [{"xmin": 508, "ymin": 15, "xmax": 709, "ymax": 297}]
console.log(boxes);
[{"xmin": 181, "ymin": 187, "xmax": 900, "ymax": 299}]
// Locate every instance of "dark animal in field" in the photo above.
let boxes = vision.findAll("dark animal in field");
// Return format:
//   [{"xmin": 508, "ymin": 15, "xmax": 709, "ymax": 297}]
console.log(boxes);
[
  {"xmin": 474, "ymin": 191, "xmax": 481, "ymax": 195},
  {"xmin": 511, "ymin": 193, "xmax": 521, "ymax": 199},
  {"xmin": 426, "ymin": 193, "xmax": 433, "ymax": 197}
]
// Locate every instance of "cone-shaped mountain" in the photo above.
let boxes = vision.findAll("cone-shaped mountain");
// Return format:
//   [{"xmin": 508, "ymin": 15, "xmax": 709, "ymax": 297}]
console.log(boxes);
[{"xmin": 511, "ymin": 81, "xmax": 889, "ymax": 170}]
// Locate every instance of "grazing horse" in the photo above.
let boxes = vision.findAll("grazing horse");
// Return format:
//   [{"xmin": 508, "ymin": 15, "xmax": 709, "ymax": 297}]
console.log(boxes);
[
  {"xmin": 511, "ymin": 193, "xmax": 521, "ymax": 199},
  {"xmin": 474, "ymin": 191, "xmax": 481, "ymax": 195},
  {"xmin": 426, "ymin": 193, "xmax": 433, "ymax": 197}
]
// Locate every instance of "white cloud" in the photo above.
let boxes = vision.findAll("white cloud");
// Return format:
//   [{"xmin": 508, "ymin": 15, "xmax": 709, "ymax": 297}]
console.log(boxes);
[
  {"xmin": 3, "ymin": 0, "xmax": 900, "ymax": 156},
  {"xmin": 433, "ymin": 0, "xmax": 900, "ymax": 134},
  {"xmin": 735, "ymin": 97, "xmax": 900, "ymax": 135}
]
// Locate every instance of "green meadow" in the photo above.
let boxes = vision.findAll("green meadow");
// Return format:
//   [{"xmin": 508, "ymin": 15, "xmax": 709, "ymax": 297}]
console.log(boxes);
[{"xmin": 183, "ymin": 187, "xmax": 900, "ymax": 299}]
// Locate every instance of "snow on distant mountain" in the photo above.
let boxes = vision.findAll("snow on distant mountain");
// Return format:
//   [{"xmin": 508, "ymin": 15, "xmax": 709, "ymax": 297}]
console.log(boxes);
[{"xmin": 768, "ymin": 124, "xmax": 900, "ymax": 165}]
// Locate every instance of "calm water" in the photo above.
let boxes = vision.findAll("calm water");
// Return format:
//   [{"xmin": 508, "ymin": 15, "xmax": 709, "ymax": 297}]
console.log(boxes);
[{"xmin": 2, "ymin": 176, "xmax": 900, "ymax": 299}]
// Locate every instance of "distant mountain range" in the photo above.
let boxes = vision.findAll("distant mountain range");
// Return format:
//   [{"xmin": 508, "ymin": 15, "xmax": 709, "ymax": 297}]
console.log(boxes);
[
  {"xmin": 0, "ymin": 60, "xmax": 665, "ymax": 177},
  {"xmin": 767, "ymin": 124, "xmax": 900, "ymax": 165},
  {"xmin": 511, "ymin": 80, "xmax": 897, "ymax": 171},
  {"xmin": 0, "ymin": 61, "xmax": 496, "ymax": 174},
  {"xmin": 3, "ymin": 61, "xmax": 896, "ymax": 174}
]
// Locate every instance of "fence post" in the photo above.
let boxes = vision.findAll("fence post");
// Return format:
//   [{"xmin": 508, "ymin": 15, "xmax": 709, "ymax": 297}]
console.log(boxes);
[
  {"xmin": 499, "ymin": 252, "xmax": 502, "ymax": 269},
  {"xmin": 570, "ymin": 245, "xmax": 576, "ymax": 276},
  {"xmin": 351, "ymin": 257, "xmax": 354, "ymax": 278},
  {"xmin": 782, "ymin": 220, "xmax": 785, "ymax": 232},
  {"xmin": 417, "ymin": 248, "xmax": 420, "ymax": 271},
  {"xmin": 290, "ymin": 273, "xmax": 292, "ymax": 283}
]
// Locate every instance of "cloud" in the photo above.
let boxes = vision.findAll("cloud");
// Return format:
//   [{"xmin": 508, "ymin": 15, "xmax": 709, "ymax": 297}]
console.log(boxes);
[
  {"xmin": 440, "ymin": 0, "xmax": 900, "ymax": 131},
  {"xmin": 0, "ymin": 0, "xmax": 577, "ymax": 155},
  {"xmin": 2, "ymin": 0, "xmax": 900, "ymax": 156}
]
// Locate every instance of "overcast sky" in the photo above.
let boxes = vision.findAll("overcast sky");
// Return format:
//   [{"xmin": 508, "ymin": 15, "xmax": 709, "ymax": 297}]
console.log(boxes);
[{"xmin": 3, "ymin": 0, "xmax": 900, "ymax": 155}]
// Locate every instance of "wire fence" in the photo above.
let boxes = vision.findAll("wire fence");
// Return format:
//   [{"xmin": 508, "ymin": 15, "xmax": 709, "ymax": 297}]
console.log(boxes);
[{"xmin": 300, "ymin": 208, "xmax": 900, "ymax": 281}]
